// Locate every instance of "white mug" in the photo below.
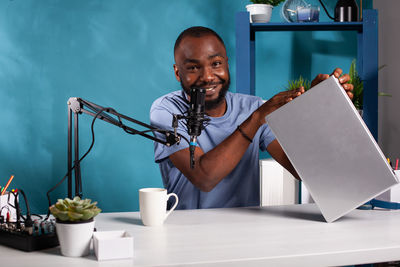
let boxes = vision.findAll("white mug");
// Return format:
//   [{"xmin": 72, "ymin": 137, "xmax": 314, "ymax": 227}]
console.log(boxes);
[{"xmin": 139, "ymin": 188, "xmax": 179, "ymax": 226}]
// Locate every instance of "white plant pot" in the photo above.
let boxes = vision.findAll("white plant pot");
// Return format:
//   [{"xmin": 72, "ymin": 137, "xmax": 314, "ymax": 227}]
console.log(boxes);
[
  {"xmin": 246, "ymin": 4, "xmax": 273, "ymax": 23},
  {"xmin": 56, "ymin": 219, "xmax": 95, "ymax": 257}
]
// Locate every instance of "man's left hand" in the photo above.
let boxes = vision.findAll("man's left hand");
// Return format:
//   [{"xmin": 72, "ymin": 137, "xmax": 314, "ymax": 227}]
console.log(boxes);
[{"xmin": 311, "ymin": 68, "xmax": 354, "ymax": 99}]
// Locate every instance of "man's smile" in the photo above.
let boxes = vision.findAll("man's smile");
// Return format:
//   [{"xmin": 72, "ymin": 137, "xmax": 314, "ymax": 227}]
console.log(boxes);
[
  {"xmin": 205, "ymin": 86, "xmax": 217, "ymax": 95},
  {"xmin": 196, "ymin": 83, "xmax": 222, "ymax": 96}
]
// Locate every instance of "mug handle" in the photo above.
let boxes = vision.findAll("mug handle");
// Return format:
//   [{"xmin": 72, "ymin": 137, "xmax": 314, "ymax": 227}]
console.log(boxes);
[{"xmin": 164, "ymin": 193, "xmax": 179, "ymax": 221}]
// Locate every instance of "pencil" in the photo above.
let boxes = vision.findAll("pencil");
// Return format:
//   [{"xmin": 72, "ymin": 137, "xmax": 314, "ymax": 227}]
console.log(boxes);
[
  {"xmin": 396, "ymin": 159, "xmax": 399, "ymax": 170},
  {"xmin": 387, "ymin": 158, "xmax": 393, "ymax": 168},
  {"xmin": 1, "ymin": 175, "xmax": 14, "ymax": 195}
]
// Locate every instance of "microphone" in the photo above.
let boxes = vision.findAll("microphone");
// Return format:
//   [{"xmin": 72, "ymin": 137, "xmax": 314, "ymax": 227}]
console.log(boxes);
[{"xmin": 187, "ymin": 87, "xmax": 208, "ymax": 169}]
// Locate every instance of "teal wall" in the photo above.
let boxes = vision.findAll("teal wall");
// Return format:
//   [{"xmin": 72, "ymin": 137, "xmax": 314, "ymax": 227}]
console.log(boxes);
[{"xmin": 0, "ymin": 0, "xmax": 371, "ymax": 214}]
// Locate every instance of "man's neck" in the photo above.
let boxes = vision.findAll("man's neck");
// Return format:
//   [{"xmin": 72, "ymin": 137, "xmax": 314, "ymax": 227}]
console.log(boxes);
[{"xmin": 205, "ymin": 99, "xmax": 227, "ymax": 117}]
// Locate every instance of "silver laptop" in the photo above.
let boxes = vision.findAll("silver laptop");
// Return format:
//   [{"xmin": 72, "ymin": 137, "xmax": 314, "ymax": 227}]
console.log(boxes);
[{"xmin": 265, "ymin": 76, "xmax": 399, "ymax": 222}]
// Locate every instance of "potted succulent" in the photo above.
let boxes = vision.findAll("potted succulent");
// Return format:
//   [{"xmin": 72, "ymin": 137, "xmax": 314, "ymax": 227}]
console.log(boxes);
[
  {"xmin": 50, "ymin": 196, "xmax": 101, "ymax": 257},
  {"xmin": 246, "ymin": 0, "xmax": 286, "ymax": 23}
]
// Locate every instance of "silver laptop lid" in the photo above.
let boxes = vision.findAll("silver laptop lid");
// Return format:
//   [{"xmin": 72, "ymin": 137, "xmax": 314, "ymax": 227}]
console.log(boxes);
[{"xmin": 265, "ymin": 76, "xmax": 399, "ymax": 222}]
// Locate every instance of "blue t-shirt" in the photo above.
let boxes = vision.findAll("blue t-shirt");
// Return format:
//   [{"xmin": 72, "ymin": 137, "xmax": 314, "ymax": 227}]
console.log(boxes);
[{"xmin": 150, "ymin": 90, "xmax": 275, "ymax": 209}]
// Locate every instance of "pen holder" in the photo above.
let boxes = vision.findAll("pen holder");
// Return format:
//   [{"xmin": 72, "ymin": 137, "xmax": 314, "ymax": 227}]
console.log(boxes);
[
  {"xmin": 0, "ymin": 192, "xmax": 17, "ymax": 222},
  {"xmin": 376, "ymin": 170, "xmax": 400, "ymax": 203}
]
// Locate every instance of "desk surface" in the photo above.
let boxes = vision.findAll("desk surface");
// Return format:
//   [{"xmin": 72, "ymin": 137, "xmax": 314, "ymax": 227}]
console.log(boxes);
[{"xmin": 1, "ymin": 204, "xmax": 400, "ymax": 266}]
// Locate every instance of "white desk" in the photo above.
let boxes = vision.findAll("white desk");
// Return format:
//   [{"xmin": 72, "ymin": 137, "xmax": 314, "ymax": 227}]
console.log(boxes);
[{"xmin": 1, "ymin": 204, "xmax": 400, "ymax": 266}]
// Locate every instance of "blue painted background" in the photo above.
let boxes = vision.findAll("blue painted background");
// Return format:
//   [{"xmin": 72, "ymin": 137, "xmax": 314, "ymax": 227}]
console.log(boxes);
[{"xmin": 0, "ymin": 0, "xmax": 371, "ymax": 213}]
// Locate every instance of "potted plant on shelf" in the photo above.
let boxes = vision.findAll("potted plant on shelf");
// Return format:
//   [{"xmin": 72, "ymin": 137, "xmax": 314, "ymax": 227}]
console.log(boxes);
[
  {"xmin": 246, "ymin": 0, "xmax": 286, "ymax": 23},
  {"xmin": 50, "ymin": 196, "xmax": 101, "ymax": 257},
  {"xmin": 285, "ymin": 75, "xmax": 311, "ymax": 91}
]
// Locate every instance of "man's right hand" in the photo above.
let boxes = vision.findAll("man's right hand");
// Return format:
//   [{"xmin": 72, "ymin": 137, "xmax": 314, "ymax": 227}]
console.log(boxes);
[{"xmin": 256, "ymin": 87, "xmax": 305, "ymax": 125}]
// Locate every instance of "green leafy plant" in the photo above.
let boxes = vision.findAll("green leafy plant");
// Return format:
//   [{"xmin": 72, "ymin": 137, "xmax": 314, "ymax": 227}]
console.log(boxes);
[
  {"xmin": 250, "ymin": 0, "xmax": 286, "ymax": 6},
  {"xmin": 285, "ymin": 75, "xmax": 311, "ymax": 91},
  {"xmin": 50, "ymin": 196, "xmax": 101, "ymax": 222},
  {"xmin": 349, "ymin": 59, "xmax": 391, "ymax": 110},
  {"xmin": 349, "ymin": 59, "xmax": 364, "ymax": 110}
]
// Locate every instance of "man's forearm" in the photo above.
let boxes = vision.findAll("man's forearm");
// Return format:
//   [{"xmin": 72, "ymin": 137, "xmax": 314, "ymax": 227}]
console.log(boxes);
[{"xmin": 170, "ymin": 110, "xmax": 264, "ymax": 192}]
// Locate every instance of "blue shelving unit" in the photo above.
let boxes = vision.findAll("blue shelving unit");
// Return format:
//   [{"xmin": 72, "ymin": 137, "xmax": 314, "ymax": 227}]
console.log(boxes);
[{"xmin": 236, "ymin": 10, "xmax": 378, "ymax": 139}]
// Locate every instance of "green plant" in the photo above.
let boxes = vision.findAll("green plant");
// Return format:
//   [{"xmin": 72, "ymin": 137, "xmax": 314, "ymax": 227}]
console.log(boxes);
[
  {"xmin": 349, "ymin": 59, "xmax": 364, "ymax": 110},
  {"xmin": 50, "ymin": 196, "xmax": 101, "ymax": 222},
  {"xmin": 349, "ymin": 59, "xmax": 391, "ymax": 110},
  {"xmin": 250, "ymin": 0, "xmax": 286, "ymax": 6},
  {"xmin": 285, "ymin": 75, "xmax": 311, "ymax": 91}
]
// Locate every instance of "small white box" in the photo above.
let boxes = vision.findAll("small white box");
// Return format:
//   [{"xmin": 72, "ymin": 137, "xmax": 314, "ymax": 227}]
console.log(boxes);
[{"xmin": 93, "ymin": 230, "xmax": 134, "ymax": 261}]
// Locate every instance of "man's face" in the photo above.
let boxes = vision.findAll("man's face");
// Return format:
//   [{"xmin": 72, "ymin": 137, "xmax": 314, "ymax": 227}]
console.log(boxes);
[{"xmin": 173, "ymin": 35, "xmax": 230, "ymax": 110}]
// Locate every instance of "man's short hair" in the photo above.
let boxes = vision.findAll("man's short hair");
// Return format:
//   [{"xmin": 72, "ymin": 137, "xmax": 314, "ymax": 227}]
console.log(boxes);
[{"xmin": 174, "ymin": 26, "xmax": 226, "ymax": 55}]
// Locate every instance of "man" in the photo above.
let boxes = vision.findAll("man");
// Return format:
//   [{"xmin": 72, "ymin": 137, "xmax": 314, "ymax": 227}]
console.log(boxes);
[{"xmin": 150, "ymin": 26, "xmax": 353, "ymax": 210}]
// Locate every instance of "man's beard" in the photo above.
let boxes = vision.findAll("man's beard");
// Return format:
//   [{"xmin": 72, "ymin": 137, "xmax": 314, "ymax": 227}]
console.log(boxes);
[{"xmin": 181, "ymin": 77, "xmax": 230, "ymax": 111}]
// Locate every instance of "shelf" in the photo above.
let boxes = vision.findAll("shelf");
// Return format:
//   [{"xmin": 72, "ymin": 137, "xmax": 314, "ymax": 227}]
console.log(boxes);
[
  {"xmin": 250, "ymin": 22, "xmax": 363, "ymax": 32},
  {"xmin": 236, "ymin": 10, "xmax": 378, "ymax": 138}
]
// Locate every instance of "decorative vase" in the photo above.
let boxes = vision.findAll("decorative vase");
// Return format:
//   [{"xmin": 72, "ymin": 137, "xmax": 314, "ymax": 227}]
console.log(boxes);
[
  {"xmin": 246, "ymin": 4, "xmax": 273, "ymax": 23},
  {"xmin": 56, "ymin": 219, "xmax": 95, "ymax": 257}
]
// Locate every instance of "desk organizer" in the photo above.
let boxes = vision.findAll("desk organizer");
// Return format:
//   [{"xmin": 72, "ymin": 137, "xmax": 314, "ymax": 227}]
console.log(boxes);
[
  {"xmin": 0, "ymin": 229, "xmax": 59, "ymax": 252},
  {"xmin": 93, "ymin": 230, "xmax": 133, "ymax": 261},
  {"xmin": 383, "ymin": 170, "xmax": 400, "ymax": 202},
  {"xmin": 0, "ymin": 193, "xmax": 17, "ymax": 221}
]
